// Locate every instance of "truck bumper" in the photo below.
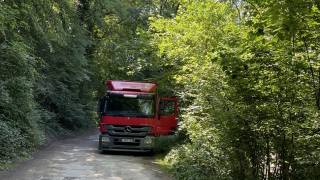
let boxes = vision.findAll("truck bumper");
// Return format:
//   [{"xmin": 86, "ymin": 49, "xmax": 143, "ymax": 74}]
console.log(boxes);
[{"xmin": 98, "ymin": 134, "xmax": 154, "ymax": 152}]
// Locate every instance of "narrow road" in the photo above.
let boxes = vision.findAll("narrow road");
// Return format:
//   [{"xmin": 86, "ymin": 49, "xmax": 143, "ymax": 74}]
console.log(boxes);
[{"xmin": 0, "ymin": 130, "xmax": 171, "ymax": 180}]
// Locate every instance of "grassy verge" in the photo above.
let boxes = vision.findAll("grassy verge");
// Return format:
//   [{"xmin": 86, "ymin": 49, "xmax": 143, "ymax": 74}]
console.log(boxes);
[
  {"xmin": 154, "ymin": 153, "xmax": 172, "ymax": 174},
  {"xmin": 152, "ymin": 135, "xmax": 179, "ymax": 176}
]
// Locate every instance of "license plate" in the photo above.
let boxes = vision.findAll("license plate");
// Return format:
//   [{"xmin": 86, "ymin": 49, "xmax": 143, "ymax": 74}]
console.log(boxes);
[{"xmin": 121, "ymin": 138, "xmax": 134, "ymax": 143}]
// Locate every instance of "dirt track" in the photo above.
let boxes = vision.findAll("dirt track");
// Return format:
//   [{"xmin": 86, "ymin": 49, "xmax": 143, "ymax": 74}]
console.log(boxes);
[{"xmin": 0, "ymin": 130, "xmax": 171, "ymax": 180}]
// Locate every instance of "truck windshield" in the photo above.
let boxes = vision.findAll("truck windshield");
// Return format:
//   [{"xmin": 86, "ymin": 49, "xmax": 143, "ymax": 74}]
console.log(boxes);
[{"xmin": 106, "ymin": 94, "xmax": 155, "ymax": 117}]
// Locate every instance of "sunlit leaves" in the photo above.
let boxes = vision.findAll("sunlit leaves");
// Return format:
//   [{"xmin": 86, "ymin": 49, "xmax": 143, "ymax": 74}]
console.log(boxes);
[
  {"xmin": 151, "ymin": 0, "xmax": 320, "ymax": 179},
  {"xmin": 0, "ymin": 0, "xmax": 94, "ymax": 166}
]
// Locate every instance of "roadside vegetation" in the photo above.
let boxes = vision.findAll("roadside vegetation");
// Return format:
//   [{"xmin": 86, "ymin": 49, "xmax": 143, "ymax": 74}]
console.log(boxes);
[
  {"xmin": 1, "ymin": 0, "xmax": 320, "ymax": 179},
  {"xmin": 0, "ymin": 0, "xmax": 95, "ymax": 168}
]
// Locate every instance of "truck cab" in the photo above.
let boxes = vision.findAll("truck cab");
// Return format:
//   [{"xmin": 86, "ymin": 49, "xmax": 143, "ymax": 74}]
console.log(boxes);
[{"xmin": 97, "ymin": 80, "xmax": 178, "ymax": 152}]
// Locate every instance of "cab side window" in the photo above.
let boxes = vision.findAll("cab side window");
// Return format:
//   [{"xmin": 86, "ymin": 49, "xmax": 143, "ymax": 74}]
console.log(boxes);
[{"xmin": 159, "ymin": 100, "xmax": 175, "ymax": 115}]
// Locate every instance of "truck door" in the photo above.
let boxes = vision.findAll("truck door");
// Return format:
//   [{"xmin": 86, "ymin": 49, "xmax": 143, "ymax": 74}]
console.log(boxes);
[{"xmin": 158, "ymin": 97, "xmax": 178, "ymax": 135}]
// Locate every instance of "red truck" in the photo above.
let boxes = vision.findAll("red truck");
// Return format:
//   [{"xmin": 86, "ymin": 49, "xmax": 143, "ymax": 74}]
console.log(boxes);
[{"xmin": 97, "ymin": 80, "xmax": 178, "ymax": 152}]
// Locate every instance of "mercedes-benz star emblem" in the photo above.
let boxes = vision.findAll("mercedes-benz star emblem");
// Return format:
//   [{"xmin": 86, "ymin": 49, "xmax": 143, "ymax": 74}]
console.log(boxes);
[{"xmin": 125, "ymin": 126, "xmax": 132, "ymax": 133}]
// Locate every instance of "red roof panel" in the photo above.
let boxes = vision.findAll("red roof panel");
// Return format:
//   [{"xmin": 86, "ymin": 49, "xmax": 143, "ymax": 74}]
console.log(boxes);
[{"xmin": 106, "ymin": 80, "xmax": 157, "ymax": 92}]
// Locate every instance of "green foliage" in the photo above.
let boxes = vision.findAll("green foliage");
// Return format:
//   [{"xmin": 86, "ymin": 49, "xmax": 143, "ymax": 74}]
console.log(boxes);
[
  {"xmin": 2, "ymin": 0, "xmax": 320, "ymax": 179},
  {"xmin": 151, "ymin": 0, "xmax": 320, "ymax": 179},
  {"xmin": 85, "ymin": 0, "xmax": 180, "ymax": 96},
  {"xmin": 0, "ymin": 0, "xmax": 94, "ymax": 166},
  {"xmin": 0, "ymin": 121, "xmax": 26, "ymax": 163},
  {"xmin": 165, "ymin": 142, "xmax": 231, "ymax": 180},
  {"xmin": 154, "ymin": 135, "xmax": 179, "ymax": 153}
]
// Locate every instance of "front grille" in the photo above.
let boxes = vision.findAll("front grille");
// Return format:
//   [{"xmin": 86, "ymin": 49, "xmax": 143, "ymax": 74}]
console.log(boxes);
[{"xmin": 106, "ymin": 125, "xmax": 151, "ymax": 137}]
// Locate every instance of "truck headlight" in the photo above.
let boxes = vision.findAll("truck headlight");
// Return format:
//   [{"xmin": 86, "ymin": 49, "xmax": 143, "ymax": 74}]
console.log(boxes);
[
  {"xmin": 144, "ymin": 136, "xmax": 153, "ymax": 144},
  {"xmin": 101, "ymin": 136, "xmax": 110, "ymax": 143}
]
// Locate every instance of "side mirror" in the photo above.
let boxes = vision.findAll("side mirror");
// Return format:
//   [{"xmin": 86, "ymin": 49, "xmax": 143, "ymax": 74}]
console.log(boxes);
[
  {"xmin": 97, "ymin": 98, "xmax": 102, "ymax": 114},
  {"xmin": 97, "ymin": 96, "xmax": 107, "ymax": 117}
]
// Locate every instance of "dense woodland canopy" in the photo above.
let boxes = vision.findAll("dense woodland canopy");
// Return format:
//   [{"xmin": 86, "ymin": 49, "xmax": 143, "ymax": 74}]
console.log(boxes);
[{"xmin": 1, "ymin": 0, "xmax": 320, "ymax": 179}]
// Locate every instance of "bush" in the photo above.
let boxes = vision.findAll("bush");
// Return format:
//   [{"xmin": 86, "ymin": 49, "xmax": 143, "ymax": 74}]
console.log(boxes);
[
  {"xmin": 0, "ymin": 1, "xmax": 94, "ymax": 168},
  {"xmin": 154, "ymin": 135, "xmax": 179, "ymax": 153},
  {"xmin": 0, "ymin": 121, "xmax": 27, "ymax": 165},
  {"xmin": 165, "ymin": 141, "xmax": 231, "ymax": 180}
]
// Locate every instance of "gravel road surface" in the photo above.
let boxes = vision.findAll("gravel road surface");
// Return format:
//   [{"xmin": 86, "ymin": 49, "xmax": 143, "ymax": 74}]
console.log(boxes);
[{"xmin": 0, "ymin": 130, "xmax": 171, "ymax": 180}]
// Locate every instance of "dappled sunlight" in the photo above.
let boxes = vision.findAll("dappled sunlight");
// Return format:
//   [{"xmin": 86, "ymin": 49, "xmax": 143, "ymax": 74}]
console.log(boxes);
[{"xmin": 2, "ymin": 0, "xmax": 318, "ymax": 179}]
